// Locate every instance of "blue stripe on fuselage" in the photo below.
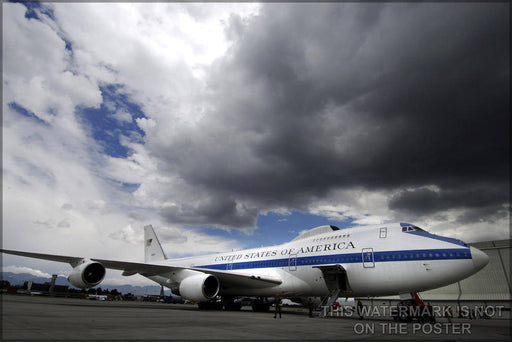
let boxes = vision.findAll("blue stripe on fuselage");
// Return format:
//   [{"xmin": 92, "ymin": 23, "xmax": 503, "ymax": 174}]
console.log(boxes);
[{"xmin": 195, "ymin": 248, "xmax": 471, "ymax": 271}]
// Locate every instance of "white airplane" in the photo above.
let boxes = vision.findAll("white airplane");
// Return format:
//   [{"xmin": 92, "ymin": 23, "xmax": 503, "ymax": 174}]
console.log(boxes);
[{"xmin": 1, "ymin": 222, "xmax": 489, "ymax": 313}]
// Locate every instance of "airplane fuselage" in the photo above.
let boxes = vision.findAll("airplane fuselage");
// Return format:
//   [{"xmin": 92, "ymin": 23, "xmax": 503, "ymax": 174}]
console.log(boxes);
[{"xmin": 145, "ymin": 223, "xmax": 488, "ymax": 298}]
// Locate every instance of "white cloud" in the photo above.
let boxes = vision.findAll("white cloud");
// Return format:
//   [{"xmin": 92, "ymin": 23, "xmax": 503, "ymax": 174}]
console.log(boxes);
[
  {"xmin": 3, "ymin": 265, "xmax": 53, "ymax": 279},
  {"xmin": 101, "ymin": 144, "xmax": 153, "ymax": 186},
  {"xmin": 108, "ymin": 224, "xmax": 144, "ymax": 245},
  {"xmin": 418, "ymin": 211, "xmax": 510, "ymax": 243},
  {"xmin": 308, "ymin": 187, "xmax": 510, "ymax": 243},
  {"xmin": 108, "ymin": 224, "xmax": 242, "ymax": 257},
  {"xmin": 2, "ymin": 3, "xmax": 261, "ymax": 285},
  {"xmin": 111, "ymin": 110, "xmax": 133, "ymax": 123},
  {"xmin": 50, "ymin": 3, "xmax": 260, "ymax": 124},
  {"xmin": 3, "ymin": 4, "xmax": 102, "ymax": 126},
  {"xmin": 309, "ymin": 188, "xmax": 394, "ymax": 226}
]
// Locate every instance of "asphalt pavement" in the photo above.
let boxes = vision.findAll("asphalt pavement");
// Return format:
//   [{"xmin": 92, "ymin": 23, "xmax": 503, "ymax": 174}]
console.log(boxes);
[{"xmin": 1, "ymin": 294, "xmax": 510, "ymax": 341}]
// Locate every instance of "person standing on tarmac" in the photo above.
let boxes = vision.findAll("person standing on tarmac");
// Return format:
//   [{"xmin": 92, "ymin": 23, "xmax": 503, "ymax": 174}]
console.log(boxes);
[
  {"xmin": 357, "ymin": 300, "xmax": 364, "ymax": 320},
  {"xmin": 274, "ymin": 294, "xmax": 282, "ymax": 318},
  {"xmin": 308, "ymin": 298, "xmax": 314, "ymax": 318}
]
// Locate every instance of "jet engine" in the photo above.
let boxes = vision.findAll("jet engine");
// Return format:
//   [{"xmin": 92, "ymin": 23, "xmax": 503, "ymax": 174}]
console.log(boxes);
[
  {"xmin": 179, "ymin": 273, "xmax": 220, "ymax": 302},
  {"xmin": 67, "ymin": 259, "xmax": 106, "ymax": 288}
]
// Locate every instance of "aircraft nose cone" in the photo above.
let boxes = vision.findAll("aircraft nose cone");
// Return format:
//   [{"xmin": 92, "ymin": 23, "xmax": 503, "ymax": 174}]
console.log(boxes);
[{"xmin": 470, "ymin": 246, "xmax": 489, "ymax": 272}]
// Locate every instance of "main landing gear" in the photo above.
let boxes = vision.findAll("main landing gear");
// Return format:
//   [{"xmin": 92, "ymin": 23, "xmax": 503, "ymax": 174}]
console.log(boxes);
[{"xmin": 197, "ymin": 296, "xmax": 241, "ymax": 311}]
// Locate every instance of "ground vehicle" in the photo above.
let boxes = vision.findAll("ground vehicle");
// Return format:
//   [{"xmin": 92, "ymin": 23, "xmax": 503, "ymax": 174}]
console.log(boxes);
[
  {"xmin": 235, "ymin": 297, "xmax": 256, "ymax": 306},
  {"xmin": 281, "ymin": 298, "xmax": 300, "ymax": 306},
  {"xmin": 391, "ymin": 293, "xmax": 435, "ymax": 323}
]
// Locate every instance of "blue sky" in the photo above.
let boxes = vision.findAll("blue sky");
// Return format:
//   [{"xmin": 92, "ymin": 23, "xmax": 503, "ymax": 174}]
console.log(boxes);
[
  {"xmin": 2, "ymin": 2, "xmax": 509, "ymax": 284},
  {"xmin": 189, "ymin": 211, "xmax": 356, "ymax": 252},
  {"xmin": 255, "ymin": 212, "xmax": 355, "ymax": 246},
  {"xmin": 79, "ymin": 84, "xmax": 147, "ymax": 159}
]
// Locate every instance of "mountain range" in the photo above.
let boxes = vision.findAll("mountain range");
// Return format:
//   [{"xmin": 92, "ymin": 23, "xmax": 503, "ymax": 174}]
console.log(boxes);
[{"xmin": 1, "ymin": 272, "xmax": 171, "ymax": 296}]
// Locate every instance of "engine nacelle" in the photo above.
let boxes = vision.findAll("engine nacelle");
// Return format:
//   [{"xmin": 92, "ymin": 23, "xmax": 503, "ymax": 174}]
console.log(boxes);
[
  {"xmin": 67, "ymin": 259, "xmax": 106, "ymax": 288},
  {"xmin": 179, "ymin": 273, "xmax": 220, "ymax": 302}
]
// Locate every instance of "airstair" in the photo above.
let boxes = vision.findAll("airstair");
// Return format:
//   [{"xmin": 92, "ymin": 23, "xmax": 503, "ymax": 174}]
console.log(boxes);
[
  {"xmin": 314, "ymin": 264, "xmax": 352, "ymax": 318},
  {"xmin": 318, "ymin": 288, "xmax": 342, "ymax": 317}
]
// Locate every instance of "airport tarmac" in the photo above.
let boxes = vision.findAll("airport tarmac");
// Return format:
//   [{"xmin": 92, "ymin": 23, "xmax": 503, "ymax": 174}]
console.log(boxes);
[{"xmin": 1, "ymin": 294, "xmax": 510, "ymax": 341}]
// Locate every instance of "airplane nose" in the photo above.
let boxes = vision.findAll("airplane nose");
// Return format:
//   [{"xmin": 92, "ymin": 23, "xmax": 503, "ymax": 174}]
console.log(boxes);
[{"xmin": 470, "ymin": 246, "xmax": 489, "ymax": 272}]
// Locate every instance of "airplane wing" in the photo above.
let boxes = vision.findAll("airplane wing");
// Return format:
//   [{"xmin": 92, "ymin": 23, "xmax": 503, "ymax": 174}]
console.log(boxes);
[
  {"xmin": 0, "ymin": 249, "xmax": 281, "ymax": 288},
  {"xmin": 94, "ymin": 259, "xmax": 282, "ymax": 288},
  {"xmin": 0, "ymin": 249, "xmax": 184, "ymax": 274},
  {"xmin": 1, "ymin": 249, "xmax": 85, "ymax": 267}
]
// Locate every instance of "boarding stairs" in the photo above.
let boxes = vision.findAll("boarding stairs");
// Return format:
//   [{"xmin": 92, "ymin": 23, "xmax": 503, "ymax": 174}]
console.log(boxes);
[{"xmin": 318, "ymin": 289, "xmax": 342, "ymax": 317}]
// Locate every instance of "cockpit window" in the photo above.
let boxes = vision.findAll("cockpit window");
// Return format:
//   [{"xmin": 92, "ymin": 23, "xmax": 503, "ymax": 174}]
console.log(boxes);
[{"xmin": 402, "ymin": 226, "xmax": 425, "ymax": 232}]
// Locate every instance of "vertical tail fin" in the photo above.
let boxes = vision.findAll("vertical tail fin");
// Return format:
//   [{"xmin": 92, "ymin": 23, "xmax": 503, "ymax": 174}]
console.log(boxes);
[{"xmin": 144, "ymin": 225, "xmax": 167, "ymax": 263}]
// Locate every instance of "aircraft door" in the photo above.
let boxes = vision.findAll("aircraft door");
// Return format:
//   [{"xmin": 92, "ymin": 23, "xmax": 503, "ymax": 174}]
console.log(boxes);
[
  {"xmin": 362, "ymin": 248, "xmax": 375, "ymax": 268},
  {"xmin": 289, "ymin": 254, "xmax": 297, "ymax": 271},
  {"xmin": 379, "ymin": 227, "xmax": 387, "ymax": 238},
  {"xmin": 316, "ymin": 265, "xmax": 353, "ymax": 294}
]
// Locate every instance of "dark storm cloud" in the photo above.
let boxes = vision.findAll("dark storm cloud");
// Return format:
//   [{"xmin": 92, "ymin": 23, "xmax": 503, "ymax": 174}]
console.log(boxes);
[
  {"xmin": 389, "ymin": 186, "xmax": 509, "ymax": 221},
  {"xmin": 159, "ymin": 197, "xmax": 258, "ymax": 228},
  {"xmin": 155, "ymin": 3, "xmax": 509, "ymax": 227}
]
